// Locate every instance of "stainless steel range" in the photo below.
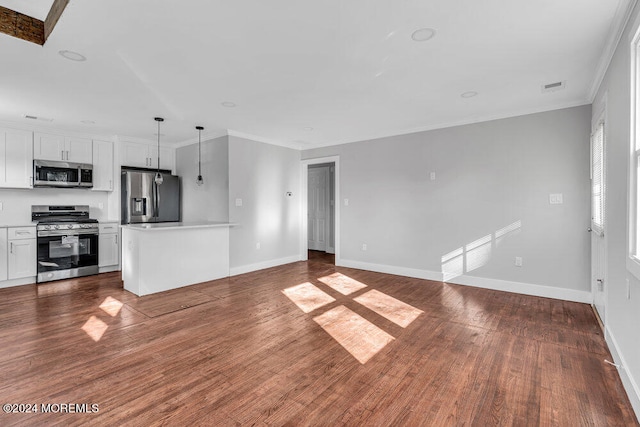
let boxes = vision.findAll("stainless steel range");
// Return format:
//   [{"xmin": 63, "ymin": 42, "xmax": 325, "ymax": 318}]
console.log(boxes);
[{"xmin": 32, "ymin": 205, "xmax": 99, "ymax": 283}]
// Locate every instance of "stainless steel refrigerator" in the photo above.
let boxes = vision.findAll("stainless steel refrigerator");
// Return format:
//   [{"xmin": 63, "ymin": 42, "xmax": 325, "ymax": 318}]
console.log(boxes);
[{"xmin": 121, "ymin": 169, "xmax": 181, "ymax": 224}]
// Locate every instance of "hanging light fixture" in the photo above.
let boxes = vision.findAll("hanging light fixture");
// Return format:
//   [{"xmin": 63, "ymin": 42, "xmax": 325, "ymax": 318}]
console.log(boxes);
[
  {"xmin": 196, "ymin": 125, "xmax": 204, "ymax": 186},
  {"xmin": 154, "ymin": 117, "xmax": 164, "ymax": 185}
]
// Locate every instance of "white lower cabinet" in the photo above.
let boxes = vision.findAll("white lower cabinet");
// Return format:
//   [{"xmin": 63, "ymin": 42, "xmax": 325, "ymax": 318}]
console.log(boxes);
[
  {"xmin": 7, "ymin": 227, "xmax": 37, "ymax": 280},
  {"xmin": 99, "ymin": 222, "xmax": 119, "ymax": 267},
  {"xmin": 0, "ymin": 228, "xmax": 7, "ymax": 282}
]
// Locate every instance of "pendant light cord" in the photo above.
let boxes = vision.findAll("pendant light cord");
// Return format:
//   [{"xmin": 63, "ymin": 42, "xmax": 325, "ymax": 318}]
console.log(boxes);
[{"xmin": 198, "ymin": 128, "xmax": 202, "ymax": 175}]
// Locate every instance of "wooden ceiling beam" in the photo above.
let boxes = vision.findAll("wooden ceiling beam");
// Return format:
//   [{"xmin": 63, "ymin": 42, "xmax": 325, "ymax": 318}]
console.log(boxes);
[
  {"xmin": 0, "ymin": 0, "xmax": 69, "ymax": 46},
  {"xmin": 44, "ymin": 0, "xmax": 69, "ymax": 41},
  {"xmin": 0, "ymin": 6, "xmax": 45, "ymax": 45}
]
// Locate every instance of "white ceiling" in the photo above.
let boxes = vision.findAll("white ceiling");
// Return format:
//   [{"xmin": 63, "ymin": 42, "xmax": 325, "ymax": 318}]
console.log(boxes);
[
  {"xmin": 0, "ymin": 0, "xmax": 633, "ymax": 148},
  {"xmin": 0, "ymin": 0, "xmax": 54, "ymax": 21}
]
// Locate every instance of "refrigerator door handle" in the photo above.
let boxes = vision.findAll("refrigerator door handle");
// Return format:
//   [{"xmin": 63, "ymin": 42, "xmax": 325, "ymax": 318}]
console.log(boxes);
[{"xmin": 153, "ymin": 183, "xmax": 159, "ymax": 218}]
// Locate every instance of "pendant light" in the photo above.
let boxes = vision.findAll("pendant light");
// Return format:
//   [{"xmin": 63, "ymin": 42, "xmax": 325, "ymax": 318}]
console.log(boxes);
[
  {"xmin": 154, "ymin": 117, "xmax": 164, "ymax": 185},
  {"xmin": 196, "ymin": 125, "xmax": 204, "ymax": 186}
]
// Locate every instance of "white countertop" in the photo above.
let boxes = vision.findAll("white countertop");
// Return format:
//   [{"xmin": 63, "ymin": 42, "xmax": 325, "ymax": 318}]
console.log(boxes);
[{"xmin": 121, "ymin": 221, "xmax": 235, "ymax": 231}]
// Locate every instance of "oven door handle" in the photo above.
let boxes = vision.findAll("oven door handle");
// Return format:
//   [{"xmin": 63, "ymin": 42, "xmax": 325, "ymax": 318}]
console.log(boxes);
[{"xmin": 37, "ymin": 229, "xmax": 98, "ymax": 237}]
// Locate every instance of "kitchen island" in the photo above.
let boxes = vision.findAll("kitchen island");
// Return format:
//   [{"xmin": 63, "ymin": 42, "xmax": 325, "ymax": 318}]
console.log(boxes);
[{"xmin": 121, "ymin": 222, "xmax": 234, "ymax": 296}]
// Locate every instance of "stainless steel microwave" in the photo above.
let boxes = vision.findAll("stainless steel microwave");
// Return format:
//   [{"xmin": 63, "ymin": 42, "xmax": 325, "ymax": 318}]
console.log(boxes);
[{"xmin": 33, "ymin": 160, "xmax": 93, "ymax": 188}]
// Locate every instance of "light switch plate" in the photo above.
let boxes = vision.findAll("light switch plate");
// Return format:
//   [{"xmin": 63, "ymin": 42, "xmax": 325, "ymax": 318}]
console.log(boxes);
[
  {"xmin": 344, "ymin": 198, "xmax": 349, "ymax": 206},
  {"xmin": 549, "ymin": 193, "xmax": 563, "ymax": 204},
  {"xmin": 0, "ymin": 202, "xmax": 3, "ymax": 211},
  {"xmin": 235, "ymin": 198, "xmax": 243, "ymax": 207}
]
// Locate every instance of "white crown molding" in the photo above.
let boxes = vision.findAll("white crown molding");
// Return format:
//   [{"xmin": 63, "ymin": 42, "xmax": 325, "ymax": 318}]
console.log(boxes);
[
  {"xmin": 173, "ymin": 129, "xmax": 229, "ymax": 148},
  {"xmin": 0, "ymin": 119, "xmax": 116, "ymax": 142},
  {"xmin": 588, "ymin": 0, "xmax": 638, "ymax": 101},
  {"xmin": 303, "ymin": 99, "xmax": 592, "ymax": 150},
  {"xmin": 227, "ymin": 129, "xmax": 300, "ymax": 150}
]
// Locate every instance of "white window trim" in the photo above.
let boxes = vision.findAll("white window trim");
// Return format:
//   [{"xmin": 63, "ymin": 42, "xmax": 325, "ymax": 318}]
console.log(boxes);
[{"xmin": 628, "ymin": 18, "xmax": 640, "ymax": 280}]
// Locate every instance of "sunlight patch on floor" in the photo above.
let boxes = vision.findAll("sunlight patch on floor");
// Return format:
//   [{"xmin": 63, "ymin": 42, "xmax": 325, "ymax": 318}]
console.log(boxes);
[
  {"xmin": 99, "ymin": 296, "xmax": 123, "ymax": 317},
  {"xmin": 318, "ymin": 272, "xmax": 367, "ymax": 295},
  {"xmin": 282, "ymin": 282, "xmax": 336, "ymax": 313},
  {"xmin": 81, "ymin": 316, "xmax": 108, "ymax": 342},
  {"xmin": 354, "ymin": 289, "xmax": 423, "ymax": 328},
  {"xmin": 313, "ymin": 305, "xmax": 394, "ymax": 364}
]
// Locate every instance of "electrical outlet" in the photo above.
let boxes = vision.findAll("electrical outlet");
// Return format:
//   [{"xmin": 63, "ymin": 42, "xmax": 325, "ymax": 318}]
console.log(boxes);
[
  {"xmin": 362, "ymin": 243, "xmax": 367, "ymax": 251},
  {"xmin": 430, "ymin": 172, "xmax": 436, "ymax": 181},
  {"xmin": 344, "ymin": 198, "xmax": 349, "ymax": 206},
  {"xmin": 98, "ymin": 202, "xmax": 104, "ymax": 209},
  {"xmin": 515, "ymin": 257, "xmax": 523, "ymax": 267},
  {"xmin": 256, "ymin": 242, "xmax": 261, "ymax": 250},
  {"xmin": 235, "ymin": 198, "xmax": 243, "ymax": 207}
]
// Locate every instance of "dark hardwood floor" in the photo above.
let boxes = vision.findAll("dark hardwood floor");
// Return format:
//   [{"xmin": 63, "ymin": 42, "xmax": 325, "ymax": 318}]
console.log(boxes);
[{"xmin": 0, "ymin": 255, "xmax": 637, "ymax": 426}]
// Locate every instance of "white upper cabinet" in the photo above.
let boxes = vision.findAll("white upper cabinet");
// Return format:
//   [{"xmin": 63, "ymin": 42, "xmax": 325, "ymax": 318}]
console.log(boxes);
[
  {"xmin": 122, "ymin": 141, "xmax": 174, "ymax": 171},
  {"xmin": 149, "ymin": 145, "xmax": 175, "ymax": 171},
  {"xmin": 66, "ymin": 137, "xmax": 93, "ymax": 163},
  {"xmin": 122, "ymin": 141, "xmax": 150, "ymax": 168},
  {"xmin": 33, "ymin": 132, "xmax": 64, "ymax": 161},
  {"xmin": 34, "ymin": 132, "xmax": 92, "ymax": 163},
  {"xmin": 92, "ymin": 140, "xmax": 114, "ymax": 192},
  {"xmin": 0, "ymin": 127, "xmax": 33, "ymax": 189}
]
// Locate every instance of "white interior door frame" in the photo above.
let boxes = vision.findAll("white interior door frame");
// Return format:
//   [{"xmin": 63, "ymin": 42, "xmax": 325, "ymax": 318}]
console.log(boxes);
[
  {"xmin": 300, "ymin": 156, "xmax": 340, "ymax": 262},
  {"xmin": 591, "ymin": 95, "xmax": 607, "ymax": 325},
  {"xmin": 307, "ymin": 165, "xmax": 330, "ymax": 252}
]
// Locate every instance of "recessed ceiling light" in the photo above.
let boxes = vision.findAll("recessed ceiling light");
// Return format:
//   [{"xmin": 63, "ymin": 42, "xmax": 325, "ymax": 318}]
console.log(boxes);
[
  {"xmin": 81, "ymin": 120, "xmax": 95, "ymax": 125},
  {"xmin": 411, "ymin": 28, "xmax": 436, "ymax": 42},
  {"xmin": 303, "ymin": 127, "xmax": 314, "ymax": 131},
  {"xmin": 461, "ymin": 91, "xmax": 478, "ymax": 98},
  {"xmin": 59, "ymin": 50, "xmax": 86, "ymax": 62},
  {"xmin": 221, "ymin": 101, "xmax": 237, "ymax": 108}
]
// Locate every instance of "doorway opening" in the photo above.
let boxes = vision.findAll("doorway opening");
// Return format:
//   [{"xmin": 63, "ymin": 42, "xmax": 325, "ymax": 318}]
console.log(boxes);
[{"xmin": 300, "ymin": 156, "xmax": 340, "ymax": 265}]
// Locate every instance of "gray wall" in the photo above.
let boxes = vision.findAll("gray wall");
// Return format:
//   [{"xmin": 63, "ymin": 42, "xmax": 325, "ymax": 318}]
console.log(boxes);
[
  {"xmin": 303, "ymin": 106, "xmax": 592, "ymax": 296},
  {"xmin": 228, "ymin": 135, "xmax": 300, "ymax": 272},
  {"xmin": 176, "ymin": 135, "xmax": 229, "ymax": 222},
  {"xmin": 591, "ymin": 1, "xmax": 640, "ymax": 414}
]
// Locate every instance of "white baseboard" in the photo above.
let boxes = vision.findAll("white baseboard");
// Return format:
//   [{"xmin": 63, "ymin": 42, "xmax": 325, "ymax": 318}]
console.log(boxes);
[
  {"xmin": 338, "ymin": 259, "xmax": 443, "ymax": 281},
  {"xmin": 230, "ymin": 255, "xmax": 300, "ymax": 276},
  {"xmin": 0, "ymin": 276, "xmax": 35, "ymax": 289},
  {"xmin": 99, "ymin": 265, "xmax": 120, "ymax": 274},
  {"xmin": 605, "ymin": 326, "xmax": 640, "ymax": 420},
  {"xmin": 450, "ymin": 274, "xmax": 592, "ymax": 303},
  {"xmin": 338, "ymin": 259, "xmax": 591, "ymax": 303}
]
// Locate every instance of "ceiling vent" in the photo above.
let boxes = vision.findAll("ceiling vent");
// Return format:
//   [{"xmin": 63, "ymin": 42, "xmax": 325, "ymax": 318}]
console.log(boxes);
[
  {"xmin": 23, "ymin": 114, "xmax": 53, "ymax": 122},
  {"xmin": 541, "ymin": 81, "xmax": 566, "ymax": 93}
]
